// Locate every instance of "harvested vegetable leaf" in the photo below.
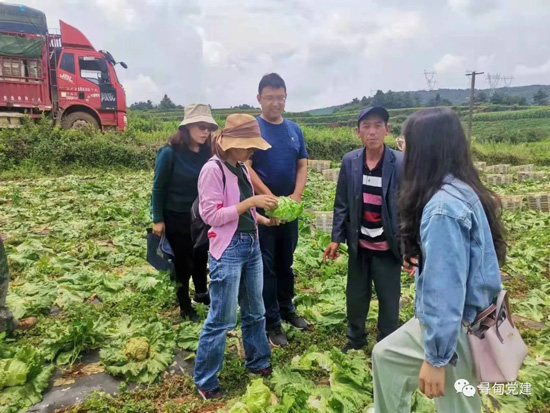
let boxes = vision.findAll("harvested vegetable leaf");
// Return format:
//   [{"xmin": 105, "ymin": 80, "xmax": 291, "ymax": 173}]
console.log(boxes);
[{"xmin": 265, "ymin": 197, "xmax": 304, "ymax": 222}]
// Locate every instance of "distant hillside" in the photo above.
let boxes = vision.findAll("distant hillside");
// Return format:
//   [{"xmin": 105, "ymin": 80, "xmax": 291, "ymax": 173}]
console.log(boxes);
[{"xmin": 307, "ymin": 84, "xmax": 550, "ymax": 115}]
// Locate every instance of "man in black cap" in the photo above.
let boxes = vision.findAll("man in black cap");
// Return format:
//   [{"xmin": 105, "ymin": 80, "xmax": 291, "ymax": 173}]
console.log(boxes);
[{"xmin": 324, "ymin": 107, "xmax": 404, "ymax": 352}]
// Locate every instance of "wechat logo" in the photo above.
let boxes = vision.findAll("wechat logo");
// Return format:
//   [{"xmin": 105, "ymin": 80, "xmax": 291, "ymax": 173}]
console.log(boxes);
[{"xmin": 455, "ymin": 379, "xmax": 477, "ymax": 397}]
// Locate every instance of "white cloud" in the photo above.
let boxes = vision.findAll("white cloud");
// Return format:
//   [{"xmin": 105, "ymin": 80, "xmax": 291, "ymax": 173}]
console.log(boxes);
[
  {"xmin": 19, "ymin": 0, "xmax": 550, "ymax": 110},
  {"xmin": 123, "ymin": 74, "xmax": 163, "ymax": 103},
  {"xmin": 434, "ymin": 54, "xmax": 466, "ymax": 73},
  {"xmin": 202, "ymin": 41, "xmax": 229, "ymax": 67},
  {"xmin": 364, "ymin": 11, "xmax": 425, "ymax": 57},
  {"xmin": 448, "ymin": 0, "xmax": 499, "ymax": 15},
  {"xmin": 515, "ymin": 60, "xmax": 550, "ymax": 76}
]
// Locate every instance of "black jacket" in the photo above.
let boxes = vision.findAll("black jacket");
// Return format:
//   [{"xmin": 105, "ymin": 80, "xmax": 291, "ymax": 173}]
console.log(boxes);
[{"xmin": 331, "ymin": 145, "xmax": 404, "ymax": 261}]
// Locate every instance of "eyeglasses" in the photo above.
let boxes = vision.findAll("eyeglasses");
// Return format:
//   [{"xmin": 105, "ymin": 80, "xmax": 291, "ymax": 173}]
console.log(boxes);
[
  {"xmin": 197, "ymin": 124, "xmax": 216, "ymax": 132},
  {"xmin": 261, "ymin": 96, "xmax": 287, "ymax": 103},
  {"xmin": 396, "ymin": 137, "xmax": 405, "ymax": 151}
]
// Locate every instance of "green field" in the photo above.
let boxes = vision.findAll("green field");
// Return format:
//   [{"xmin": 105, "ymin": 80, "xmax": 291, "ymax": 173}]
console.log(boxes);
[{"xmin": 1, "ymin": 106, "xmax": 550, "ymax": 412}]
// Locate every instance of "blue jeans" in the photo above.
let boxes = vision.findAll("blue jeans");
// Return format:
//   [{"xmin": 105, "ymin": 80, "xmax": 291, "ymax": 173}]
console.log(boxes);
[
  {"xmin": 194, "ymin": 233, "xmax": 271, "ymax": 391},
  {"xmin": 259, "ymin": 219, "xmax": 299, "ymax": 327}
]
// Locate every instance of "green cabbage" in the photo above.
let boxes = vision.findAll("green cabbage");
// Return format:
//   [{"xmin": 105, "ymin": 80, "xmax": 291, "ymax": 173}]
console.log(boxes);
[
  {"xmin": 1, "ymin": 359, "xmax": 29, "ymax": 388},
  {"xmin": 265, "ymin": 197, "xmax": 304, "ymax": 222},
  {"xmin": 240, "ymin": 379, "xmax": 272, "ymax": 412},
  {"xmin": 124, "ymin": 337, "xmax": 150, "ymax": 361}
]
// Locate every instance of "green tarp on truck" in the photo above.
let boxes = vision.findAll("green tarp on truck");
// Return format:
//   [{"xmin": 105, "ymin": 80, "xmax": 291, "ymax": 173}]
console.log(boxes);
[{"xmin": 0, "ymin": 33, "xmax": 43, "ymax": 58}]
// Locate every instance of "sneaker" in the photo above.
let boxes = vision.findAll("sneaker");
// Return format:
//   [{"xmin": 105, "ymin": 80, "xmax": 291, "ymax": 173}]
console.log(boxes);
[
  {"xmin": 197, "ymin": 387, "xmax": 223, "ymax": 400},
  {"xmin": 249, "ymin": 365, "xmax": 273, "ymax": 377},
  {"xmin": 283, "ymin": 313, "xmax": 309, "ymax": 330},
  {"xmin": 180, "ymin": 306, "xmax": 200, "ymax": 323},
  {"xmin": 342, "ymin": 342, "xmax": 366, "ymax": 354},
  {"xmin": 193, "ymin": 291, "xmax": 211, "ymax": 306},
  {"xmin": 267, "ymin": 325, "xmax": 288, "ymax": 347}
]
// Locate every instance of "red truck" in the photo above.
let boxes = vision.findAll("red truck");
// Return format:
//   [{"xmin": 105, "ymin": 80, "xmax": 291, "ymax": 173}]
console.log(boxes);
[{"xmin": 0, "ymin": 3, "xmax": 127, "ymax": 131}]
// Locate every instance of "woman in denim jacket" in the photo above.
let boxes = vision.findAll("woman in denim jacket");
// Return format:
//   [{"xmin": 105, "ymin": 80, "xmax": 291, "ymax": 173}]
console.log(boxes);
[
  {"xmin": 371, "ymin": 108, "xmax": 505, "ymax": 413},
  {"xmin": 193, "ymin": 114, "xmax": 280, "ymax": 400}
]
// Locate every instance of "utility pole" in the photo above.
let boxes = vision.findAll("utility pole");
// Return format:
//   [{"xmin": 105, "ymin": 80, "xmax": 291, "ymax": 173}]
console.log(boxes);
[{"xmin": 466, "ymin": 70, "xmax": 484, "ymax": 141}]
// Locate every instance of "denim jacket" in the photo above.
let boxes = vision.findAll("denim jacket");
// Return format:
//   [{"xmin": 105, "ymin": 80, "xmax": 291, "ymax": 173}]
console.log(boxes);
[{"xmin": 415, "ymin": 175, "xmax": 502, "ymax": 367}]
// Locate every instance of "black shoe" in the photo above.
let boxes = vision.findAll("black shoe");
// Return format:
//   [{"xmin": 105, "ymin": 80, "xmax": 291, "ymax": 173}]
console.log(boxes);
[
  {"xmin": 249, "ymin": 365, "xmax": 273, "ymax": 377},
  {"xmin": 180, "ymin": 306, "xmax": 199, "ymax": 323},
  {"xmin": 283, "ymin": 313, "xmax": 309, "ymax": 330},
  {"xmin": 197, "ymin": 387, "xmax": 223, "ymax": 400},
  {"xmin": 342, "ymin": 342, "xmax": 366, "ymax": 354},
  {"xmin": 267, "ymin": 326, "xmax": 288, "ymax": 347},
  {"xmin": 193, "ymin": 291, "xmax": 210, "ymax": 306}
]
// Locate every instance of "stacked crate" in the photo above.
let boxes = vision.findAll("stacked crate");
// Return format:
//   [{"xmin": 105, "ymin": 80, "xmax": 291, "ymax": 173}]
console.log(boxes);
[
  {"xmin": 486, "ymin": 174, "xmax": 512, "ymax": 186},
  {"xmin": 473, "ymin": 162, "xmax": 487, "ymax": 171},
  {"xmin": 314, "ymin": 211, "xmax": 333, "ymax": 233},
  {"xmin": 511, "ymin": 165, "xmax": 534, "ymax": 173},
  {"xmin": 308, "ymin": 160, "xmax": 331, "ymax": 173},
  {"xmin": 517, "ymin": 172, "xmax": 546, "ymax": 182},
  {"xmin": 322, "ymin": 168, "xmax": 340, "ymax": 183},
  {"xmin": 499, "ymin": 195, "xmax": 524, "ymax": 211},
  {"xmin": 485, "ymin": 164, "xmax": 510, "ymax": 174},
  {"xmin": 527, "ymin": 194, "xmax": 550, "ymax": 212}
]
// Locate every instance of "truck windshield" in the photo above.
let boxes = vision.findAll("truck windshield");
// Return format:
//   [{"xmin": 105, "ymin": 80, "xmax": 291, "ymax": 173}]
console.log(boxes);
[{"xmin": 79, "ymin": 56, "xmax": 110, "ymax": 85}]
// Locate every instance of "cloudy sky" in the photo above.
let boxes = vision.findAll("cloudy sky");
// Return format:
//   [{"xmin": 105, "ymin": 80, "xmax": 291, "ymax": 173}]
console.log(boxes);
[{"xmin": 19, "ymin": 0, "xmax": 550, "ymax": 111}]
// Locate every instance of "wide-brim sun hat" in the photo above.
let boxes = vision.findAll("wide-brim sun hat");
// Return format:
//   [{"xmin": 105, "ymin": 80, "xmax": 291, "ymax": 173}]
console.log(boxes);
[
  {"xmin": 214, "ymin": 113, "xmax": 271, "ymax": 152},
  {"xmin": 179, "ymin": 103, "xmax": 219, "ymax": 130}
]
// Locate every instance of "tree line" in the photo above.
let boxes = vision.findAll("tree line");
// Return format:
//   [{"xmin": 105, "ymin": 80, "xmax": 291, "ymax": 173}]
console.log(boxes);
[
  {"xmin": 335, "ymin": 88, "xmax": 549, "ymax": 113},
  {"xmin": 130, "ymin": 89, "xmax": 549, "ymax": 112}
]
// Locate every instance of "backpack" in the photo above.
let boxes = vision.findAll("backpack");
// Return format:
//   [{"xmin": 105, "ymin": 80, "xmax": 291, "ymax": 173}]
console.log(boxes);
[{"xmin": 190, "ymin": 159, "xmax": 225, "ymax": 249}]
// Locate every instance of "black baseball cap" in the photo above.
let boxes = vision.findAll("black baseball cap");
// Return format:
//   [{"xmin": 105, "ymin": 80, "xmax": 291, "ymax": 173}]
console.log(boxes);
[{"xmin": 357, "ymin": 106, "xmax": 390, "ymax": 126}]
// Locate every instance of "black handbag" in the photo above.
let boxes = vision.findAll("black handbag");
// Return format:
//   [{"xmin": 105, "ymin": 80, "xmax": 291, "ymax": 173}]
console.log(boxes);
[
  {"xmin": 146, "ymin": 229, "xmax": 174, "ymax": 271},
  {"xmin": 190, "ymin": 160, "xmax": 226, "ymax": 249}
]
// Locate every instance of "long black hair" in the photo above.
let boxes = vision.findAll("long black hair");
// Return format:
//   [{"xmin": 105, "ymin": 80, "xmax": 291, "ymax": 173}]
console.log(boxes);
[{"xmin": 399, "ymin": 108, "xmax": 506, "ymax": 265}]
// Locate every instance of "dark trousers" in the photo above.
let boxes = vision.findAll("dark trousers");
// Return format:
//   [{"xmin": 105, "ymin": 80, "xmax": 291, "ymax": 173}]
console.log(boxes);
[
  {"xmin": 164, "ymin": 210, "xmax": 208, "ymax": 309},
  {"xmin": 346, "ymin": 248, "xmax": 401, "ymax": 346},
  {"xmin": 259, "ymin": 219, "xmax": 299, "ymax": 328}
]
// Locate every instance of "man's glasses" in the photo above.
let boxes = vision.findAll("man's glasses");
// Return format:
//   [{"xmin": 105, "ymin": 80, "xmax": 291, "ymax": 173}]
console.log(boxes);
[{"xmin": 261, "ymin": 96, "xmax": 287, "ymax": 103}]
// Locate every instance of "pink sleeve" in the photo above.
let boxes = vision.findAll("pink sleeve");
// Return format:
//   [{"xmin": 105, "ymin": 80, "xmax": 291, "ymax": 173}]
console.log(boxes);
[{"xmin": 198, "ymin": 163, "xmax": 239, "ymax": 227}]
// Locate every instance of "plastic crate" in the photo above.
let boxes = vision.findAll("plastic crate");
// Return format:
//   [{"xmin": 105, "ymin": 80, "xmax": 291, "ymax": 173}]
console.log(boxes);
[
  {"xmin": 314, "ymin": 211, "xmax": 333, "ymax": 233},
  {"xmin": 527, "ymin": 194, "xmax": 550, "ymax": 212},
  {"xmin": 486, "ymin": 174, "xmax": 512, "ymax": 186},
  {"xmin": 473, "ymin": 162, "xmax": 487, "ymax": 171},
  {"xmin": 322, "ymin": 168, "xmax": 340, "ymax": 182},
  {"xmin": 517, "ymin": 172, "xmax": 546, "ymax": 182},
  {"xmin": 308, "ymin": 160, "xmax": 331, "ymax": 173},
  {"xmin": 485, "ymin": 164, "xmax": 510, "ymax": 174},
  {"xmin": 511, "ymin": 164, "xmax": 534, "ymax": 173},
  {"xmin": 500, "ymin": 195, "xmax": 524, "ymax": 211}
]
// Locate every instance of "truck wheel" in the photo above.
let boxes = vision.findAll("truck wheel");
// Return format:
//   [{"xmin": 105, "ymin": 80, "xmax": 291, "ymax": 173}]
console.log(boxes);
[{"xmin": 61, "ymin": 112, "xmax": 99, "ymax": 130}]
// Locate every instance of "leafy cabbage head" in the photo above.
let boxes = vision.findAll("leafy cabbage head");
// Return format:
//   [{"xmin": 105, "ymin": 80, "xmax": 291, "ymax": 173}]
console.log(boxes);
[
  {"xmin": 2, "ymin": 359, "xmax": 29, "ymax": 387},
  {"xmin": 265, "ymin": 197, "xmax": 304, "ymax": 222},
  {"xmin": 124, "ymin": 337, "xmax": 150, "ymax": 361},
  {"xmin": 240, "ymin": 379, "xmax": 272, "ymax": 412}
]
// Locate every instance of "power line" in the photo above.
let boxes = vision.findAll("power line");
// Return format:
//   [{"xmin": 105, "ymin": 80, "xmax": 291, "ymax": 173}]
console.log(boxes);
[
  {"xmin": 486, "ymin": 73, "xmax": 501, "ymax": 94},
  {"xmin": 424, "ymin": 70, "xmax": 437, "ymax": 91},
  {"xmin": 501, "ymin": 76, "xmax": 514, "ymax": 88}
]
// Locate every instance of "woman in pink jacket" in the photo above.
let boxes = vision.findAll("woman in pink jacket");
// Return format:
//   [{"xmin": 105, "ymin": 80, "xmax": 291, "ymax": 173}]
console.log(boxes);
[{"xmin": 193, "ymin": 114, "xmax": 279, "ymax": 400}]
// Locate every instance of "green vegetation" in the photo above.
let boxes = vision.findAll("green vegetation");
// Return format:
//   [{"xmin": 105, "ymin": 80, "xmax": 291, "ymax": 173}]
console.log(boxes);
[{"xmin": 1, "ymin": 104, "xmax": 550, "ymax": 412}]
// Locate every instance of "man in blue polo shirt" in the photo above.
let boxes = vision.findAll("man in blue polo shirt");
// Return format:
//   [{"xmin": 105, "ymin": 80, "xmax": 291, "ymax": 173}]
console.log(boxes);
[{"xmin": 246, "ymin": 73, "xmax": 309, "ymax": 346}]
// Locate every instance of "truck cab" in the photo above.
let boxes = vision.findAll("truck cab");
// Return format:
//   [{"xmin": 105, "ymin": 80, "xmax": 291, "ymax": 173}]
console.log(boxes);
[{"xmin": 53, "ymin": 21, "xmax": 127, "ymax": 131}]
